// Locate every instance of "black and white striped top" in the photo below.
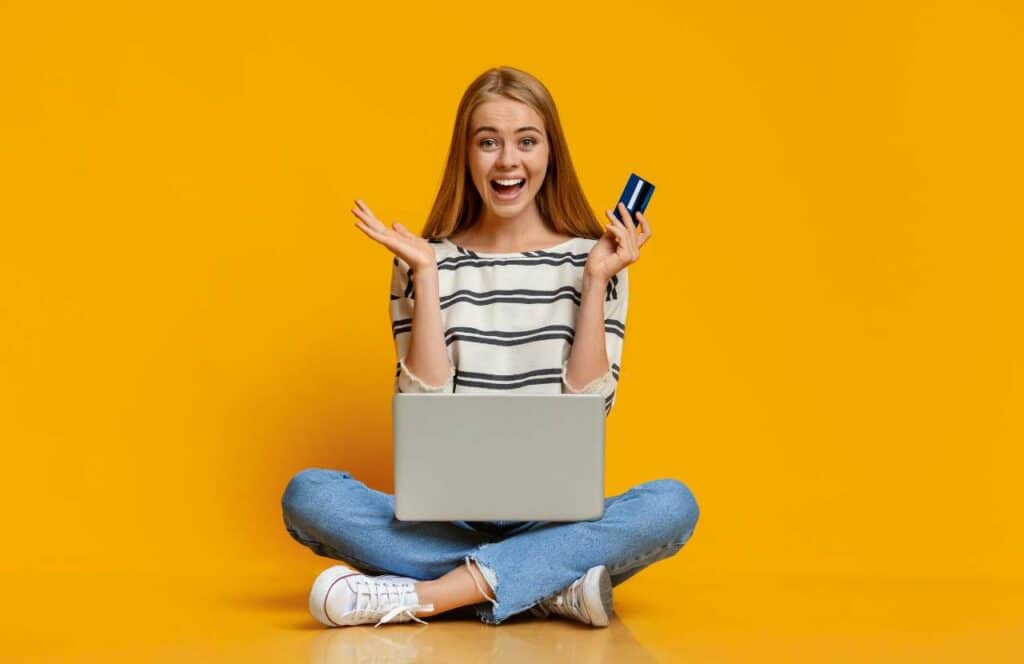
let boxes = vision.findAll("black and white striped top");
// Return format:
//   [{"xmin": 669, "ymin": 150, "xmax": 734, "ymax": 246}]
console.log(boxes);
[{"xmin": 390, "ymin": 235, "xmax": 628, "ymax": 416}]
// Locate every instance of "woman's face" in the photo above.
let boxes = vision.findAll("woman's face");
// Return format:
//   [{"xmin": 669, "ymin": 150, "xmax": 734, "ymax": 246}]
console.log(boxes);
[{"xmin": 467, "ymin": 98, "xmax": 550, "ymax": 220}]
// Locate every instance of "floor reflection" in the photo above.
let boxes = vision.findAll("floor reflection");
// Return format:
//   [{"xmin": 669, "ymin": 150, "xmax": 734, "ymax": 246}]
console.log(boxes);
[
  {"xmin": 8, "ymin": 571, "xmax": 1024, "ymax": 661},
  {"xmin": 307, "ymin": 614, "xmax": 656, "ymax": 663}
]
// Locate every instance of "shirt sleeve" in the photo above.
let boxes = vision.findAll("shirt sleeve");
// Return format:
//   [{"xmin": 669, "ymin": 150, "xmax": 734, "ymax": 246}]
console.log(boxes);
[
  {"xmin": 389, "ymin": 256, "xmax": 455, "ymax": 393},
  {"xmin": 561, "ymin": 266, "xmax": 628, "ymax": 416}
]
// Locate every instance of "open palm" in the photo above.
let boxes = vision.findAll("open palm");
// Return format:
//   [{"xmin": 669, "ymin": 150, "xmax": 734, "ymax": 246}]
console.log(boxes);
[{"xmin": 351, "ymin": 199, "xmax": 435, "ymax": 272}]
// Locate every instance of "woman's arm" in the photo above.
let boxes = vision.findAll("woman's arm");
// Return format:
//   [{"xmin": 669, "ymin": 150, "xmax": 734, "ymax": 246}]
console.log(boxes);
[
  {"xmin": 562, "ymin": 267, "xmax": 628, "ymax": 415},
  {"xmin": 399, "ymin": 265, "xmax": 455, "ymax": 391},
  {"xmin": 564, "ymin": 272, "xmax": 612, "ymax": 389},
  {"xmin": 350, "ymin": 198, "xmax": 454, "ymax": 392},
  {"xmin": 565, "ymin": 203, "xmax": 648, "ymax": 414}
]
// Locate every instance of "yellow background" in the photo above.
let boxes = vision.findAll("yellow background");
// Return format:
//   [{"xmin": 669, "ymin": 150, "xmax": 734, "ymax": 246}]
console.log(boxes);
[{"xmin": 2, "ymin": 0, "xmax": 1022, "ymax": 660}]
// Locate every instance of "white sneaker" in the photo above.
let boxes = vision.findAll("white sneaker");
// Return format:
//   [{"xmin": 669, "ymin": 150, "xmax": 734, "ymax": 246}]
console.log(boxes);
[
  {"xmin": 309, "ymin": 565, "xmax": 435, "ymax": 628},
  {"xmin": 531, "ymin": 565, "xmax": 613, "ymax": 627}
]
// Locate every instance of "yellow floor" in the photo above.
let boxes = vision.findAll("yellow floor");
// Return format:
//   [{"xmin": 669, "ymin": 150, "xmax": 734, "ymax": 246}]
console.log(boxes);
[{"xmin": 6, "ymin": 564, "xmax": 1023, "ymax": 662}]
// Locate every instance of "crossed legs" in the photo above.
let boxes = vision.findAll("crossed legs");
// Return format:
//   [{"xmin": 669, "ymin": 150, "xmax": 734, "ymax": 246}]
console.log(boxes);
[{"xmin": 282, "ymin": 468, "xmax": 699, "ymax": 624}]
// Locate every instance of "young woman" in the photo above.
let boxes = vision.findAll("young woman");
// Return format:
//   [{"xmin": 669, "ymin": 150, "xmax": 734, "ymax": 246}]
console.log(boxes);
[{"xmin": 281, "ymin": 66, "xmax": 699, "ymax": 628}]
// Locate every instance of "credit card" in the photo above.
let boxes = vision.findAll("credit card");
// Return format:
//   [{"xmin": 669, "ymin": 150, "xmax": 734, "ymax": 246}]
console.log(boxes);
[{"xmin": 614, "ymin": 173, "xmax": 655, "ymax": 226}]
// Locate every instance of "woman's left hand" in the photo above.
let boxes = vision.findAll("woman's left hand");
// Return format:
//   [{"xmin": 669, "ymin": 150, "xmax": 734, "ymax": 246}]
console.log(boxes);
[{"xmin": 584, "ymin": 202, "xmax": 652, "ymax": 282}]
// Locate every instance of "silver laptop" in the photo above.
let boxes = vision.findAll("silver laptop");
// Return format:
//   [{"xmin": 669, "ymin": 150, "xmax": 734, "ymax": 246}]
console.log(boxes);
[{"xmin": 393, "ymin": 393, "xmax": 605, "ymax": 521}]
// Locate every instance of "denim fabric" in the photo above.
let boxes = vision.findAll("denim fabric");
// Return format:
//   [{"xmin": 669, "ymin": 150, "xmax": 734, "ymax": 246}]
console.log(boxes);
[{"xmin": 281, "ymin": 468, "xmax": 699, "ymax": 625}]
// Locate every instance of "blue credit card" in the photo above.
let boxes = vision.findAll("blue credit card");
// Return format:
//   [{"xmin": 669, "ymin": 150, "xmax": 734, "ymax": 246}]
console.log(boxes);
[{"xmin": 614, "ymin": 173, "xmax": 655, "ymax": 226}]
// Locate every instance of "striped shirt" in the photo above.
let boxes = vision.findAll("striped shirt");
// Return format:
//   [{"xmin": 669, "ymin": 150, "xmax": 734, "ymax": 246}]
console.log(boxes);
[{"xmin": 390, "ymin": 235, "xmax": 628, "ymax": 416}]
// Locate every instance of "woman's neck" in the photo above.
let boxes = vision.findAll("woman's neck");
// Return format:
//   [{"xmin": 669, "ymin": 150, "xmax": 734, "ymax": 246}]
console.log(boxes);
[{"xmin": 457, "ymin": 205, "xmax": 567, "ymax": 252}]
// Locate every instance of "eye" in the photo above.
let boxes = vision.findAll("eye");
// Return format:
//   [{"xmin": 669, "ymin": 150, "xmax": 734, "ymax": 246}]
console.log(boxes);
[
  {"xmin": 479, "ymin": 138, "xmax": 497, "ymax": 148},
  {"xmin": 521, "ymin": 137, "xmax": 537, "ymax": 147}
]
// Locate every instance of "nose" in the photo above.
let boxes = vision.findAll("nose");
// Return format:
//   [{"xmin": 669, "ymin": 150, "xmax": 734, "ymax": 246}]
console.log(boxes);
[{"xmin": 496, "ymin": 142, "xmax": 519, "ymax": 169}]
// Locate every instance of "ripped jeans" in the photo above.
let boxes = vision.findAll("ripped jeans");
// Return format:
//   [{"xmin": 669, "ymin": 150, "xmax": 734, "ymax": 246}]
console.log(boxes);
[{"xmin": 281, "ymin": 468, "xmax": 700, "ymax": 625}]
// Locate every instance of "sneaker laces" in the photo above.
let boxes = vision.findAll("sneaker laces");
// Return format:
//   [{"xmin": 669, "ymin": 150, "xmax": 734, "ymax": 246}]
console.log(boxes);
[
  {"xmin": 528, "ymin": 603, "xmax": 551, "ymax": 618},
  {"xmin": 340, "ymin": 576, "xmax": 435, "ymax": 628},
  {"xmin": 539, "ymin": 577, "xmax": 589, "ymax": 622}
]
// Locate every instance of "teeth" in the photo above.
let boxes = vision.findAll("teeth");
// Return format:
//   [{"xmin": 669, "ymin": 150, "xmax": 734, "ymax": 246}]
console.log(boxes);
[{"xmin": 494, "ymin": 178, "xmax": 525, "ymax": 186}]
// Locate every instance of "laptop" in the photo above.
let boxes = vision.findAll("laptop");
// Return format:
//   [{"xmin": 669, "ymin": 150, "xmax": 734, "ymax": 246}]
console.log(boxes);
[{"xmin": 393, "ymin": 393, "xmax": 605, "ymax": 521}]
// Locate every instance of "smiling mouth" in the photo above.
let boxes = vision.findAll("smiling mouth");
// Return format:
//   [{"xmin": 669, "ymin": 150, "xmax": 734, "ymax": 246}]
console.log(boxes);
[{"xmin": 490, "ymin": 178, "xmax": 526, "ymax": 195}]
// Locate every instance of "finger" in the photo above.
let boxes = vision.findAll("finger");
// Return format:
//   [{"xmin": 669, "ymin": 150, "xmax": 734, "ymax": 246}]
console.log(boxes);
[
  {"xmin": 355, "ymin": 219, "xmax": 401, "ymax": 252},
  {"xmin": 605, "ymin": 209, "xmax": 626, "ymax": 233},
  {"xmin": 635, "ymin": 210, "xmax": 651, "ymax": 234},
  {"xmin": 615, "ymin": 203, "xmax": 638, "ymax": 253},
  {"xmin": 352, "ymin": 214, "xmax": 385, "ymax": 239},
  {"xmin": 353, "ymin": 219, "xmax": 380, "ymax": 243},
  {"xmin": 357, "ymin": 211, "xmax": 390, "ymax": 235},
  {"xmin": 626, "ymin": 208, "xmax": 643, "ymax": 256},
  {"xmin": 616, "ymin": 202, "xmax": 637, "ymax": 229},
  {"xmin": 615, "ymin": 203, "xmax": 638, "ymax": 246},
  {"xmin": 636, "ymin": 211, "xmax": 653, "ymax": 247},
  {"xmin": 354, "ymin": 200, "xmax": 387, "ymax": 229},
  {"xmin": 605, "ymin": 216, "xmax": 630, "ymax": 253},
  {"xmin": 353, "ymin": 218, "xmax": 382, "ymax": 239},
  {"xmin": 608, "ymin": 210, "xmax": 640, "ymax": 260},
  {"xmin": 354, "ymin": 217, "xmax": 392, "ymax": 243},
  {"xmin": 351, "ymin": 205, "xmax": 380, "ymax": 226},
  {"xmin": 354, "ymin": 198, "xmax": 377, "ymax": 218},
  {"xmin": 393, "ymin": 221, "xmax": 416, "ymax": 239},
  {"xmin": 605, "ymin": 223, "xmax": 638, "ymax": 263},
  {"xmin": 610, "ymin": 203, "xmax": 630, "ymax": 229},
  {"xmin": 603, "ymin": 219, "xmax": 626, "ymax": 244},
  {"xmin": 606, "ymin": 207, "xmax": 628, "ymax": 223}
]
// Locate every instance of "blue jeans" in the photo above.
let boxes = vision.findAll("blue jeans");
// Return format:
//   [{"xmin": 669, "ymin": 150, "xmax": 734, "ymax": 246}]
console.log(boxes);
[{"xmin": 281, "ymin": 468, "xmax": 700, "ymax": 625}]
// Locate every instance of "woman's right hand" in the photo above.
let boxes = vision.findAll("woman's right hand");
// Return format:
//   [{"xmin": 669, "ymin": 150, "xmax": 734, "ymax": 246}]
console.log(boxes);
[{"xmin": 351, "ymin": 199, "xmax": 436, "ymax": 273}]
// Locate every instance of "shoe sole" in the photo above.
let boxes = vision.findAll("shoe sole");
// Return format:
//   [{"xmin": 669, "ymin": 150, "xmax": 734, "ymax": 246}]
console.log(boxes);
[
  {"xmin": 309, "ymin": 564, "xmax": 360, "ymax": 627},
  {"xmin": 584, "ymin": 565, "xmax": 613, "ymax": 627}
]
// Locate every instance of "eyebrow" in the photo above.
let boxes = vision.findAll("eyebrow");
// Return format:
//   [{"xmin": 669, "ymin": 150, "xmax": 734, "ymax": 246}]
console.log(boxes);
[{"xmin": 471, "ymin": 125, "xmax": 543, "ymax": 136}]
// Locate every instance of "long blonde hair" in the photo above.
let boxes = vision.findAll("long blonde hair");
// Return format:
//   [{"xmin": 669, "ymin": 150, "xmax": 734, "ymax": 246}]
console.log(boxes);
[{"xmin": 421, "ymin": 67, "xmax": 603, "ymax": 241}]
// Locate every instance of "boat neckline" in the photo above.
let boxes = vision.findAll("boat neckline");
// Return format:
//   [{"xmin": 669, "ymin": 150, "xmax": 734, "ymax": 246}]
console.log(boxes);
[{"xmin": 441, "ymin": 236, "xmax": 580, "ymax": 257}]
